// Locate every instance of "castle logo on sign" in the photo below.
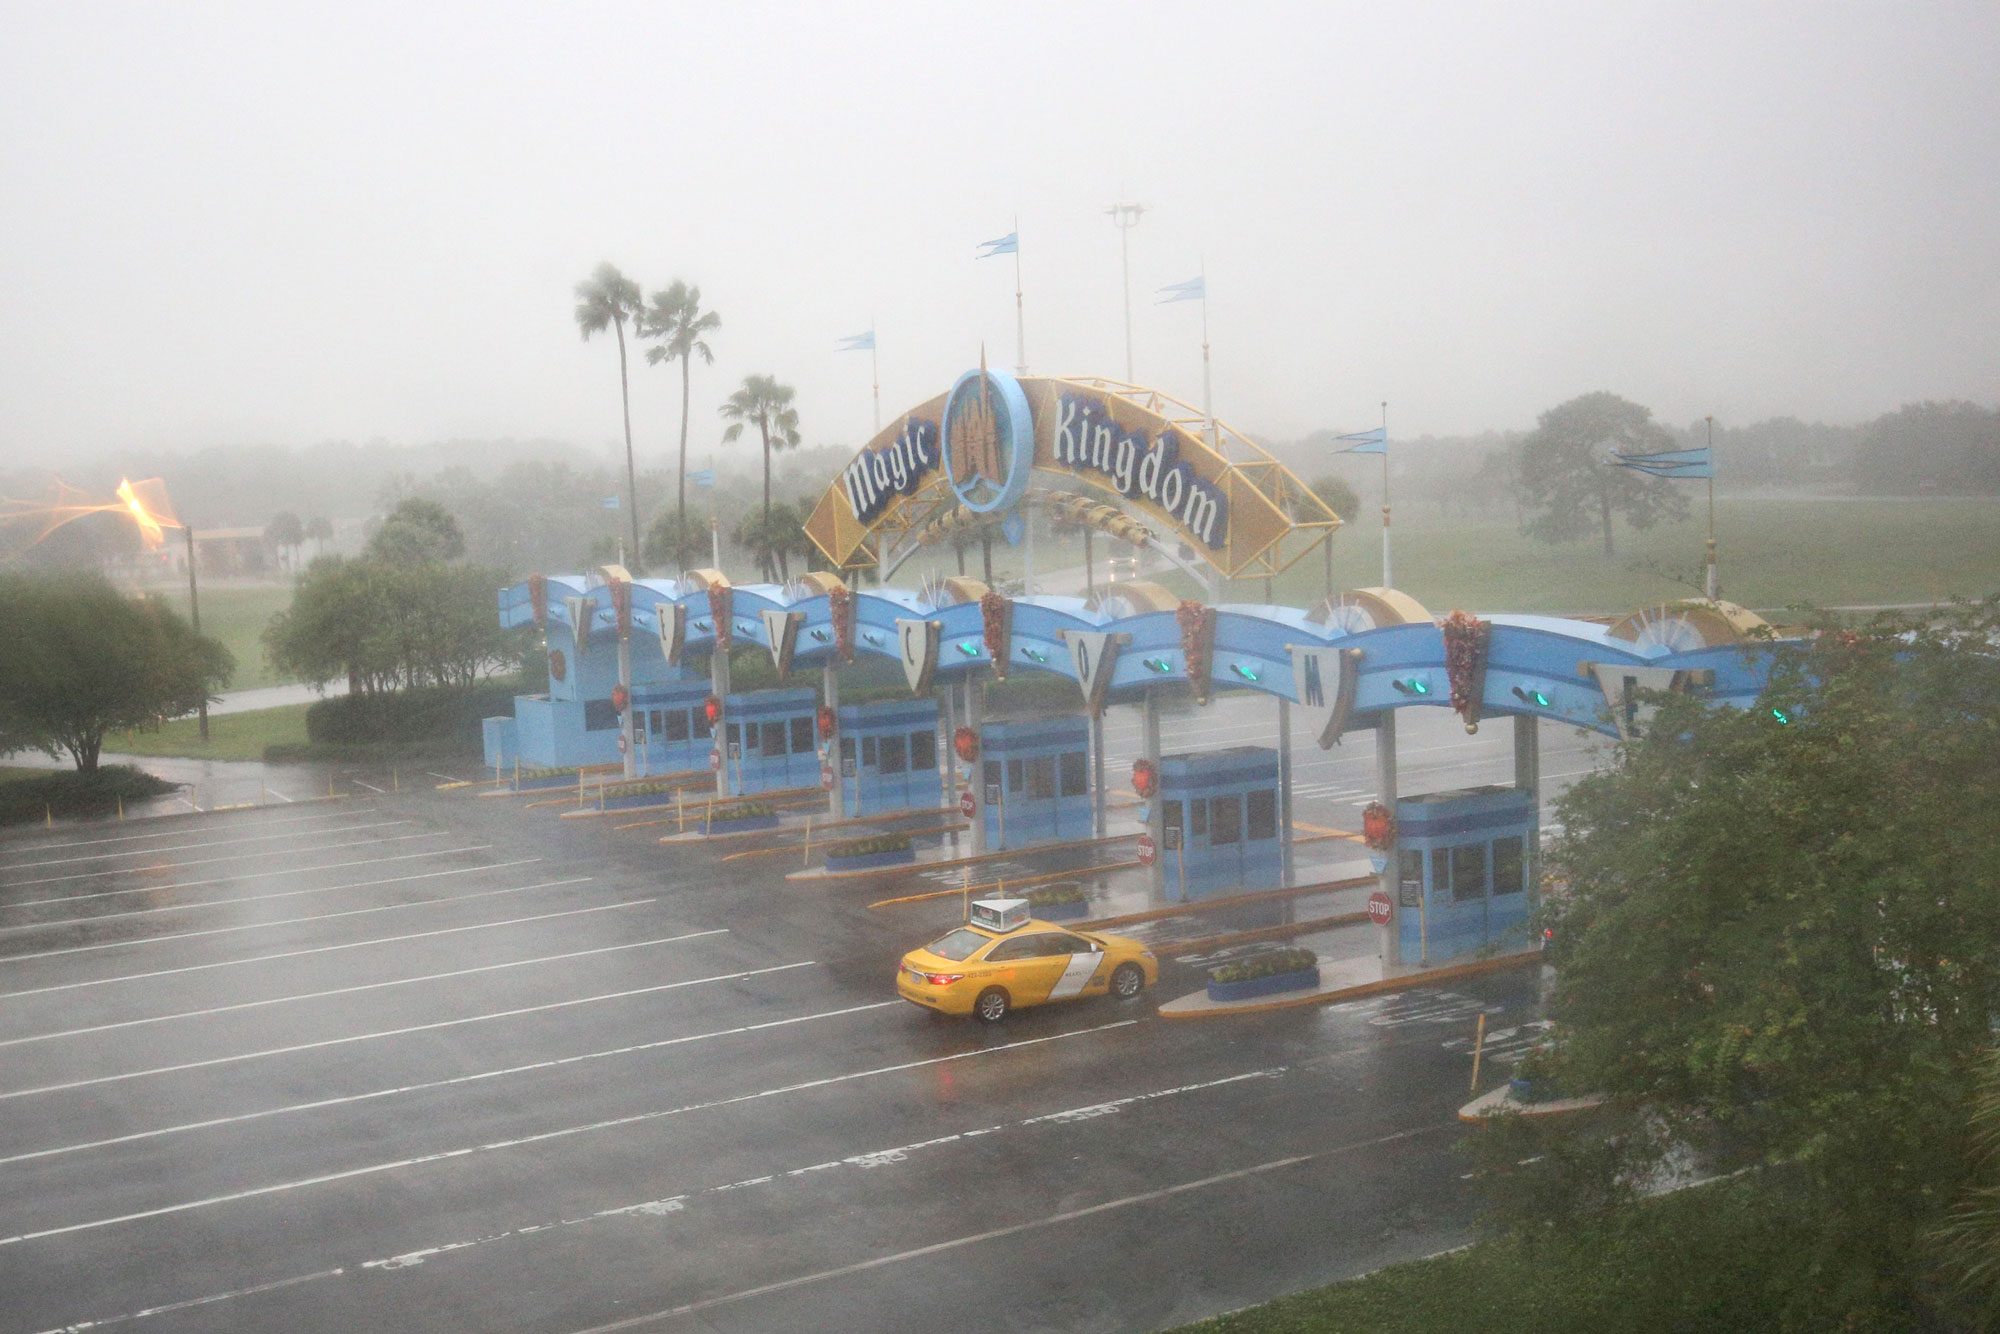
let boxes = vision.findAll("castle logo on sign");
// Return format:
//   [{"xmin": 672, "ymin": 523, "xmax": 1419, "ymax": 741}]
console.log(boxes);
[{"xmin": 942, "ymin": 361, "xmax": 1034, "ymax": 515}]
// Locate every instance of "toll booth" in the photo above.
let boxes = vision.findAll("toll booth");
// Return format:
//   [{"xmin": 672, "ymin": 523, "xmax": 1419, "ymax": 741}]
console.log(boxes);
[
  {"xmin": 1158, "ymin": 746, "xmax": 1283, "ymax": 901},
  {"xmin": 837, "ymin": 698, "xmax": 942, "ymax": 815},
  {"xmin": 721, "ymin": 689, "xmax": 819, "ymax": 795},
  {"xmin": 630, "ymin": 680, "xmax": 716, "ymax": 775},
  {"xmin": 1393, "ymin": 784, "xmax": 1537, "ymax": 962},
  {"xmin": 979, "ymin": 716, "xmax": 1091, "ymax": 850}
]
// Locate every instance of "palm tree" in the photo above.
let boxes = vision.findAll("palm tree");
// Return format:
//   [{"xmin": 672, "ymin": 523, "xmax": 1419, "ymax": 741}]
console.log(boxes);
[
  {"xmin": 638, "ymin": 281, "xmax": 721, "ymax": 527},
  {"xmin": 718, "ymin": 374, "xmax": 801, "ymax": 522},
  {"xmin": 573, "ymin": 262, "xmax": 645, "ymax": 566}
]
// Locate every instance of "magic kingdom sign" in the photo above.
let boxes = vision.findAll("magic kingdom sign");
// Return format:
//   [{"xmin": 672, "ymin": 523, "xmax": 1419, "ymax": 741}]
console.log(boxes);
[{"xmin": 803, "ymin": 369, "xmax": 1338, "ymax": 581}]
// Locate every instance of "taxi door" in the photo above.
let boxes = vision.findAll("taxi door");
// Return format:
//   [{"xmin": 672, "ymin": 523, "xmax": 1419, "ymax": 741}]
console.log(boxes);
[{"xmin": 982, "ymin": 932, "xmax": 1078, "ymax": 1005}]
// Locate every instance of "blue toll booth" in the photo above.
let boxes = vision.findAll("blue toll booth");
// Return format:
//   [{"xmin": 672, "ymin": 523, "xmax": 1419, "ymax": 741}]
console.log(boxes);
[
  {"xmin": 1158, "ymin": 746, "xmax": 1283, "ymax": 901},
  {"xmin": 837, "ymin": 698, "xmax": 942, "ymax": 815},
  {"xmin": 1393, "ymin": 785, "xmax": 1538, "ymax": 962},
  {"xmin": 631, "ymin": 680, "xmax": 716, "ymax": 775},
  {"xmin": 978, "ymin": 716, "xmax": 1091, "ymax": 850},
  {"xmin": 721, "ymin": 689, "xmax": 819, "ymax": 795}
]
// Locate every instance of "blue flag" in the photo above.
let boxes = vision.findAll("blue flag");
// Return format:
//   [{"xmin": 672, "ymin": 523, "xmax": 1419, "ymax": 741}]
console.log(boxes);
[
  {"xmin": 1335, "ymin": 427, "xmax": 1387, "ymax": 456},
  {"xmin": 836, "ymin": 330, "xmax": 876, "ymax": 351},
  {"xmin": 600, "ymin": 495, "xmax": 620, "ymax": 510},
  {"xmin": 976, "ymin": 232, "xmax": 1018, "ymax": 258},
  {"xmin": 1157, "ymin": 275, "xmax": 1205, "ymax": 303},
  {"xmin": 1613, "ymin": 445, "xmax": 1714, "ymax": 479},
  {"xmin": 689, "ymin": 468, "xmax": 715, "ymax": 489}
]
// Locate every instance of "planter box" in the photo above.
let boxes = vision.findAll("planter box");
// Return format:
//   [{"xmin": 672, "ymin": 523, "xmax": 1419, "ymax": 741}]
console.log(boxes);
[
  {"xmin": 702, "ymin": 812, "xmax": 781, "ymax": 834},
  {"xmin": 603, "ymin": 791, "xmax": 676, "ymax": 810},
  {"xmin": 1031, "ymin": 899, "xmax": 1089, "ymax": 921},
  {"xmin": 824, "ymin": 847, "xmax": 916, "ymax": 872},
  {"xmin": 1205, "ymin": 965, "xmax": 1321, "ymax": 1004},
  {"xmin": 516, "ymin": 772, "xmax": 579, "ymax": 792}
]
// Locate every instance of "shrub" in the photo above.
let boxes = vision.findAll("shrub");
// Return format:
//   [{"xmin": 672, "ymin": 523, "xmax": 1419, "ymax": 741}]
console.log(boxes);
[
  {"xmin": 304, "ymin": 680, "xmax": 524, "ymax": 751},
  {"xmin": 709, "ymin": 801, "xmax": 777, "ymax": 822},
  {"xmin": 1027, "ymin": 882, "xmax": 1087, "ymax": 906},
  {"xmin": 0, "ymin": 766, "xmax": 178, "ymax": 827},
  {"xmin": 826, "ymin": 832, "xmax": 913, "ymax": 859},
  {"xmin": 1209, "ymin": 947, "xmax": 1317, "ymax": 986}
]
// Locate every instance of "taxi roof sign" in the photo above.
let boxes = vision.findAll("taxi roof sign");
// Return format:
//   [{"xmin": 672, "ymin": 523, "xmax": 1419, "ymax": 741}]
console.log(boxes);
[{"xmin": 969, "ymin": 898, "xmax": 1030, "ymax": 933}]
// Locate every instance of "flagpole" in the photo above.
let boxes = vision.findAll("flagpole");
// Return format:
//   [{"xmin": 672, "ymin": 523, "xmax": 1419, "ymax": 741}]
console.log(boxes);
[
  {"xmin": 708, "ymin": 452, "xmax": 721, "ymax": 568},
  {"xmin": 1380, "ymin": 400, "xmax": 1392, "ymax": 588},
  {"xmin": 870, "ymin": 319, "xmax": 881, "ymax": 435},
  {"xmin": 1703, "ymin": 414, "xmax": 1717, "ymax": 599},
  {"xmin": 1013, "ymin": 216, "xmax": 1026, "ymax": 376},
  {"xmin": 1200, "ymin": 259, "xmax": 1215, "ymax": 450}
]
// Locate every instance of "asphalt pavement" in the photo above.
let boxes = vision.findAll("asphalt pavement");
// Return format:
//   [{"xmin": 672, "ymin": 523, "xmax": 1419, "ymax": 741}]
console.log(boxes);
[{"xmin": 0, "ymin": 699, "xmax": 1591, "ymax": 1333}]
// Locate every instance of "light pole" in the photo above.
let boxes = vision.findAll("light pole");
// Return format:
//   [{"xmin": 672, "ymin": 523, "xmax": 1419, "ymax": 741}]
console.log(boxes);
[
  {"xmin": 1703, "ymin": 414, "xmax": 1718, "ymax": 600},
  {"xmin": 1106, "ymin": 202, "xmax": 1146, "ymax": 382},
  {"xmin": 182, "ymin": 525, "xmax": 209, "ymax": 741}
]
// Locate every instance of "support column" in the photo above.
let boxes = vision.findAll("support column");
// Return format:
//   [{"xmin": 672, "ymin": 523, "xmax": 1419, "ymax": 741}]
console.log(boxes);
[
  {"xmin": 822, "ymin": 661, "xmax": 843, "ymax": 819},
  {"xmin": 964, "ymin": 676, "xmax": 985, "ymax": 856},
  {"xmin": 1141, "ymin": 687, "xmax": 1162, "ymax": 896},
  {"xmin": 1277, "ymin": 697, "xmax": 1295, "ymax": 888},
  {"xmin": 1090, "ymin": 709, "xmax": 1107, "ymax": 841},
  {"xmin": 618, "ymin": 631, "xmax": 635, "ymax": 780},
  {"xmin": 710, "ymin": 646, "xmax": 731, "ymax": 797},
  {"xmin": 939, "ymin": 683, "xmax": 956, "ymax": 816},
  {"xmin": 1513, "ymin": 713, "xmax": 1540, "ymax": 797},
  {"xmin": 1376, "ymin": 712, "xmax": 1402, "ymax": 966}
]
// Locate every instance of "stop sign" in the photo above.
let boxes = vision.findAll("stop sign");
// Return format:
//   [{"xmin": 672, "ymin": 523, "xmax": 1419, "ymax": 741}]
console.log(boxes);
[
  {"xmin": 1137, "ymin": 833, "xmax": 1157, "ymax": 866},
  {"xmin": 959, "ymin": 789, "xmax": 976, "ymax": 819},
  {"xmin": 1367, "ymin": 890, "xmax": 1393, "ymax": 925}
]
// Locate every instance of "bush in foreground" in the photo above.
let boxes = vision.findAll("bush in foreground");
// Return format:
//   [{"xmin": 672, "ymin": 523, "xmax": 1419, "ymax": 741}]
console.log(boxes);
[{"xmin": 0, "ymin": 766, "xmax": 178, "ymax": 827}]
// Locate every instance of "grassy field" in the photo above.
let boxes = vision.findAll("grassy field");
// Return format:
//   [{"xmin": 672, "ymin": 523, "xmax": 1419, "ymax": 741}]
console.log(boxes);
[
  {"xmin": 1125, "ymin": 497, "xmax": 2000, "ymax": 615},
  {"xmin": 106, "ymin": 702, "xmax": 310, "ymax": 762},
  {"xmin": 137, "ymin": 582, "xmax": 294, "ymax": 691}
]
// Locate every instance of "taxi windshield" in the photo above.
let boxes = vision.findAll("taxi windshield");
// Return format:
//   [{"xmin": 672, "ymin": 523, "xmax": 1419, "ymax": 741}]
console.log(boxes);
[{"xmin": 924, "ymin": 927, "xmax": 991, "ymax": 961}]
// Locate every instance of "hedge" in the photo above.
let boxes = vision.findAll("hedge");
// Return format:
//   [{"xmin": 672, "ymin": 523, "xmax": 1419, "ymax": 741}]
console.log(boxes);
[
  {"xmin": 825, "ymin": 832, "xmax": 912, "ymax": 859},
  {"xmin": 0, "ymin": 766, "xmax": 179, "ymax": 827},
  {"xmin": 1209, "ymin": 947, "xmax": 1318, "ymax": 986},
  {"xmin": 304, "ymin": 680, "xmax": 523, "ymax": 750},
  {"xmin": 1027, "ymin": 882, "xmax": 1087, "ymax": 906}
]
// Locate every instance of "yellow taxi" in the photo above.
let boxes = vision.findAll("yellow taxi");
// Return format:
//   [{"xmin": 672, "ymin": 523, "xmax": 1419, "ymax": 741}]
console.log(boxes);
[{"xmin": 896, "ymin": 897, "xmax": 1158, "ymax": 1022}]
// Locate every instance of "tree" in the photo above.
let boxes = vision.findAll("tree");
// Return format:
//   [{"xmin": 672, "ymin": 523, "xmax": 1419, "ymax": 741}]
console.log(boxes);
[
  {"xmin": 574, "ymin": 261, "xmax": 645, "ymax": 568},
  {"xmin": 264, "ymin": 511, "xmax": 305, "ymax": 573},
  {"xmin": 367, "ymin": 497, "xmax": 465, "ymax": 564},
  {"xmin": 1853, "ymin": 400, "xmax": 2000, "ymax": 496},
  {"xmin": 1515, "ymin": 392, "xmax": 1689, "ymax": 555},
  {"xmin": 0, "ymin": 573, "xmax": 232, "ymax": 771},
  {"xmin": 719, "ymin": 373, "xmax": 801, "ymax": 522},
  {"xmin": 1511, "ymin": 602, "xmax": 2000, "ymax": 1323},
  {"xmin": 639, "ymin": 281, "xmax": 721, "ymax": 527},
  {"xmin": 644, "ymin": 508, "xmax": 712, "ymax": 574},
  {"xmin": 304, "ymin": 514, "xmax": 335, "ymax": 556},
  {"xmin": 1306, "ymin": 474, "xmax": 1362, "ymax": 522},
  {"xmin": 732, "ymin": 503, "xmax": 805, "ymax": 583},
  {"xmin": 265, "ymin": 555, "xmax": 525, "ymax": 695}
]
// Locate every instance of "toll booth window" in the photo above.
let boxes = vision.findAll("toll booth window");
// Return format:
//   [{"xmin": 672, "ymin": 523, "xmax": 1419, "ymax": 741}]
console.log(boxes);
[
  {"xmin": 1027, "ymin": 755, "xmax": 1056, "ymax": 799},
  {"xmin": 880, "ymin": 734, "xmax": 907, "ymax": 775},
  {"xmin": 693, "ymin": 709, "xmax": 712, "ymax": 739},
  {"xmin": 862, "ymin": 736, "xmax": 878, "ymax": 765},
  {"xmin": 1190, "ymin": 798, "xmax": 1208, "ymax": 837},
  {"xmin": 1163, "ymin": 801, "xmax": 1183, "ymax": 839},
  {"xmin": 1246, "ymin": 790, "xmax": 1277, "ymax": 841},
  {"xmin": 1452, "ymin": 843, "xmax": 1488, "ymax": 901},
  {"xmin": 1399, "ymin": 850, "xmax": 1424, "ymax": 906},
  {"xmin": 790, "ymin": 716, "xmax": 813, "ymax": 753},
  {"xmin": 910, "ymin": 730, "xmax": 936, "ymax": 772},
  {"xmin": 762, "ymin": 722, "xmax": 788, "ymax": 755},
  {"xmin": 983, "ymin": 759, "xmax": 1000, "ymax": 792},
  {"xmin": 1492, "ymin": 836, "xmax": 1525, "ymax": 895},
  {"xmin": 1007, "ymin": 758, "xmax": 1024, "ymax": 790},
  {"xmin": 584, "ymin": 699, "xmax": 618, "ymax": 731},
  {"xmin": 1211, "ymin": 795, "xmax": 1241, "ymax": 845},
  {"xmin": 1060, "ymin": 750, "xmax": 1087, "ymax": 796},
  {"xmin": 1432, "ymin": 848, "xmax": 1451, "ymax": 897},
  {"xmin": 840, "ymin": 736, "xmax": 856, "ymax": 764},
  {"xmin": 741, "ymin": 722, "xmax": 760, "ymax": 753},
  {"xmin": 665, "ymin": 710, "xmax": 690, "ymax": 741}
]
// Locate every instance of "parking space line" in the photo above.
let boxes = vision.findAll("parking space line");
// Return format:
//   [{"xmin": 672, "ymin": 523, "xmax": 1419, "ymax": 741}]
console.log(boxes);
[
  {"xmin": 2, "ymin": 1001, "xmax": 900, "ymax": 1168},
  {"xmin": 265, "ymin": 788, "xmax": 294, "ymax": 803},
  {"xmin": 0, "ymin": 821, "xmax": 412, "ymax": 871},
  {"xmin": 351, "ymin": 779, "xmax": 386, "ymax": 794},
  {"xmin": 31, "ymin": 1266, "xmax": 350, "ymax": 1334},
  {"xmin": 0, "ymin": 808, "xmax": 373, "ymax": 858},
  {"xmin": 0, "ymin": 923, "xmax": 723, "ymax": 1048},
  {"xmin": 0, "ymin": 951, "xmax": 821, "ymax": 1103},
  {"xmin": 0, "ymin": 865, "xmax": 558, "ymax": 964},
  {"xmin": 0, "ymin": 1016, "xmax": 1127, "ymax": 1247},
  {"xmin": 2, "ymin": 831, "xmax": 450, "ymax": 889},
  {"xmin": 0, "ymin": 847, "xmax": 502, "ymax": 927}
]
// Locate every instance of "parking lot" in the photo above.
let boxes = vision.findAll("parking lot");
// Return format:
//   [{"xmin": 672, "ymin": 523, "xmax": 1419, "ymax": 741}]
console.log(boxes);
[{"xmin": 0, "ymin": 706, "xmax": 1580, "ymax": 1332}]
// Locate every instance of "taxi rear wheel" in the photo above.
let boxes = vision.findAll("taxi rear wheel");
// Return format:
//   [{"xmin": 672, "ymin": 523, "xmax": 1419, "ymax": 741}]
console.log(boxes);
[
  {"xmin": 974, "ymin": 987, "xmax": 1010, "ymax": 1023},
  {"xmin": 1110, "ymin": 963, "xmax": 1145, "ymax": 1000}
]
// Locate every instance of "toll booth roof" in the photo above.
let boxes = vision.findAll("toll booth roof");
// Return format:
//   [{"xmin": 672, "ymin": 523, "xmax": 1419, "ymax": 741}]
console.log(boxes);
[
  {"xmin": 981, "ymin": 716, "xmax": 1089, "ymax": 748},
  {"xmin": 633, "ymin": 680, "xmax": 711, "ymax": 701},
  {"xmin": 837, "ymin": 698, "xmax": 938, "ymax": 727},
  {"xmin": 1160, "ymin": 745, "xmax": 1279, "ymax": 784},
  {"xmin": 722, "ymin": 688, "xmax": 817, "ymax": 719}
]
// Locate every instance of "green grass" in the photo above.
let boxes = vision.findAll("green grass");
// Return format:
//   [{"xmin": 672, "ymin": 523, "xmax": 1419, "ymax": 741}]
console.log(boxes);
[
  {"xmin": 1229, "ymin": 497, "xmax": 2000, "ymax": 615},
  {"xmin": 139, "ymin": 582, "xmax": 295, "ymax": 690},
  {"xmin": 105, "ymin": 703, "xmax": 309, "ymax": 762}
]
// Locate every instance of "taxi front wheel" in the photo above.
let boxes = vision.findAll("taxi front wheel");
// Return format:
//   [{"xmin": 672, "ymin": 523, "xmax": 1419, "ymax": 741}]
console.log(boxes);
[
  {"xmin": 1110, "ymin": 964, "xmax": 1145, "ymax": 1000},
  {"xmin": 974, "ymin": 988, "xmax": 1010, "ymax": 1023}
]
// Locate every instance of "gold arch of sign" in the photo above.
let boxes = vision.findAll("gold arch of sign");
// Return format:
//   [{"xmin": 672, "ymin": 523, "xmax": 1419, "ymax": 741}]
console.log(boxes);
[{"xmin": 801, "ymin": 375, "xmax": 1341, "ymax": 582}]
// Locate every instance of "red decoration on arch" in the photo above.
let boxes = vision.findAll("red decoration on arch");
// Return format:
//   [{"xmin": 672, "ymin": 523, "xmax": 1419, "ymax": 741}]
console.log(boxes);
[
  {"xmin": 609, "ymin": 684, "xmax": 630, "ymax": 714},
  {"xmin": 1131, "ymin": 758, "xmax": 1158, "ymax": 799},
  {"xmin": 1439, "ymin": 610, "xmax": 1491, "ymax": 734},
  {"xmin": 817, "ymin": 705, "xmax": 837, "ymax": 741},
  {"xmin": 1176, "ymin": 600, "xmax": 1217, "ymax": 705},
  {"xmin": 609, "ymin": 578, "xmax": 632, "ymax": 642},
  {"xmin": 980, "ymin": 592, "xmax": 1012, "ymax": 680},
  {"xmin": 528, "ymin": 573, "xmax": 548, "ymax": 628},
  {"xmin": 1362, "ymin": 801, "xmax": 1396, "ymax": 851},
  {"xmin": 708, "ymin": 585, "xmax": 733, "ymax": 652},
  {"xmin": 953, "ymin": 726, "xmax": 980, "ymax": 764},
  {"xmin": 827, "ymin": 585, "xmax": 855, "ymax": 664},
  {"xmin": 703, "ymin": 694, "xmax": 723, "ymax": 726}
]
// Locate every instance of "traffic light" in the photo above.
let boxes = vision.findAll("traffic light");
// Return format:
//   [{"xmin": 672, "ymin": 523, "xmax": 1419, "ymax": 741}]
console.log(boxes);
[
  {"xmin": 1230, "ymin": 662, "xmax": 1260, "ymax": 683},
  {"xmin": 1142, "ymin": 656, "xmax": 1174, "ymax": 674},
  {"xmin": 1771, "ymin": 707, "xmax": 1791, "ymax": 725},
  {"xmin": 1512, "ymin": 685, "xmax": 1551, "ymax": 708},
  {"xmin": 1391, "ymin": 677, "xmax": 1430, "ymax": 696}
]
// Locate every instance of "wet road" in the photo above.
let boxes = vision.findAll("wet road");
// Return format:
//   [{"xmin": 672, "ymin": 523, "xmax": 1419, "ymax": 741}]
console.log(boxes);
[{"xmin": 0, "ymin": 706, "xmax": 1588, "ymax": 1333}]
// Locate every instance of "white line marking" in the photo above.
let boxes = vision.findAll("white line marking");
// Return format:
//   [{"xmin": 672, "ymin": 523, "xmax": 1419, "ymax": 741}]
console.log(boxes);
[
  {"xmin": 0, "ymin": 1012, "xmax": 1127, "ymax": 1247},
  {"xmin": 0, "ymin": 847, "xmax": 501, "ymax": 928},
  {"xmin": 0, "ymin": 864, "xmax": 555, "ymax": 964},
  {"xmin": 33, "ymin": 1266, "xmax": 348, "ymax": 1334},
  {"xmin": 265, "ymin": 788, "xmax": 293, "ymax": 803},
  {"xmin": 0, "ymin": 808, "xmax": 371, "ymax": 857},
  {"xmin": 0, "ymin": 948, "xmax": 816, "ymax": 1103},
  {"xmin": 0, "ymin": 820, "xmax": 411, "ymax": 870},
  {"xmin": 568, "ymin": 1136, "xmax": 1456, "ymax": 1328},
  {"xmin": 0, "ymin": 1001, "xmax": 900, "ymax": 1168},
  {"xmin": 1, "ymin": 831, "xmax": 448, "ymax": 889},
  {"xmin": 351, "ymin": 779, "xmax": 385, "ymax": 794},
  {"xmin": 0, "ymin": 921, "xmax": 717, "ymax": 1048}
]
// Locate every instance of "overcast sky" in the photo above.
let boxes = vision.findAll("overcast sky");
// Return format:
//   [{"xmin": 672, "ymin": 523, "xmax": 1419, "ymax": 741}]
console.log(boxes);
[{"xmin": 3, "ymin": 0, "xmax": 1996, "ymax": 474}]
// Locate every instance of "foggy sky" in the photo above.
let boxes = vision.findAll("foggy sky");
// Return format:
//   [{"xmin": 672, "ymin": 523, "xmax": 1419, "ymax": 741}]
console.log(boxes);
[{"xmin": 3, "ymin": 1, "xmax": 1996, "ymax": 473}]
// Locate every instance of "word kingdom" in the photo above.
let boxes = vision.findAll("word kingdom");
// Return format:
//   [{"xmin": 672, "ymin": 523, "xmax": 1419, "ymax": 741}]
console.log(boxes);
[
  {"xmin": 1051, "ymin": 394, "xmax": 1229, "ymax": 547},
  {"xmin": 840, "ymin": 418, "xmax": 941, "ymax": 523}
]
